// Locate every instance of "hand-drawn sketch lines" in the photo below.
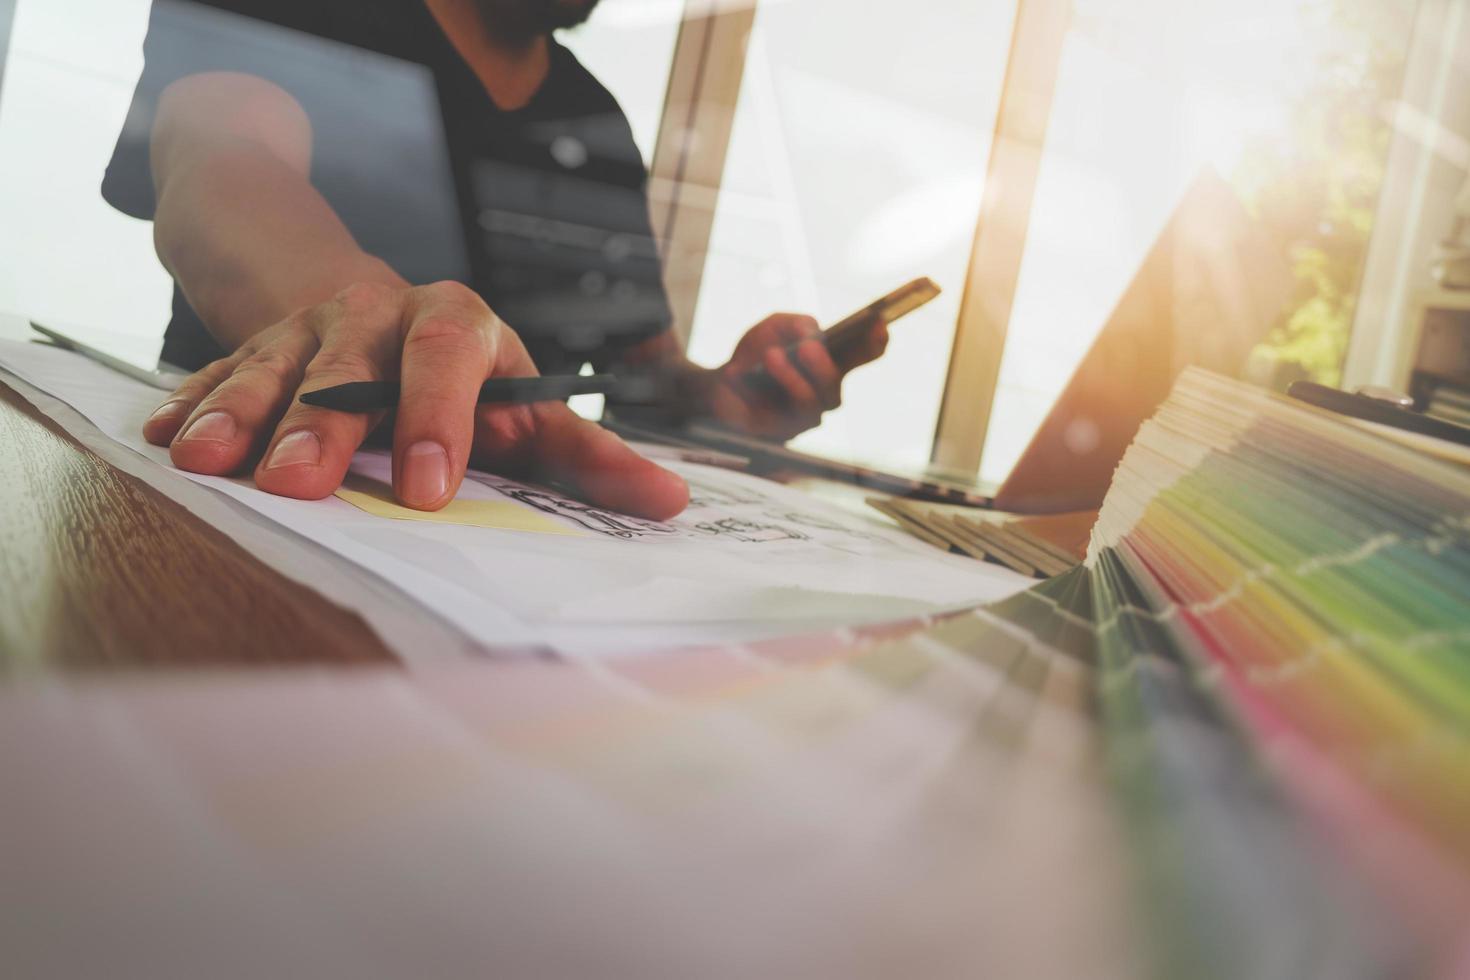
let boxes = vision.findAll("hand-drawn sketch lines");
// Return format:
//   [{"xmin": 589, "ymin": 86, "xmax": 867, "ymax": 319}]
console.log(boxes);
[
  {"xmin": 472, "ymin": 477, "xmax": 681, "ymax": 539},
  {"xmin": 469, "ymin": 468, "xmax": 899, "ymax": 553},
  {"xmin": 763, "ymin": 511, "xmax": 882, "ymax": 541},
  {"xmin": 683, "ymin": 477, "xmax": 770, "ymax": 509},
  {"xmin": 689, "ymin": 518, "xmax": 809, "ymax": 543}
]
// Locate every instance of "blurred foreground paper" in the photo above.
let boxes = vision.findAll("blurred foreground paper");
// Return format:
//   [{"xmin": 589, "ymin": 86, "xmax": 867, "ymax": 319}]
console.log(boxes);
[
  {"xmin": 0, "ymin": 601, "xmax": 1134, "ymax": 980},
  {"xmin": 0, "ymin": 339, "xmax": 1028, "ymax": 656}
]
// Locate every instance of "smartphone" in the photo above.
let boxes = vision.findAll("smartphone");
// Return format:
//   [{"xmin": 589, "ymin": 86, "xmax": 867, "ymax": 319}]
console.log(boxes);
[
  {"xmin": 819, "ymin": 276, "xmax": 941, "ymax": 360},
  {"xmin": 746, "ymin": 277, "xmax": 941, "ymax": 392}
]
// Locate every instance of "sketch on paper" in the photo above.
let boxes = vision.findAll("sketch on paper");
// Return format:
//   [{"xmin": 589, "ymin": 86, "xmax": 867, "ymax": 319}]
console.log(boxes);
[
  {"xmin": 469, "ymin": 467, "xmax": 904, "ymax": 555},
  {"xmin": 684, "ymin": 477, "xmax": 770, "ymax": 509},
  {"xmin": 470, "ymin": 478, "xmax": 681, "ymax": 539},
  {"xmin": 689, "ymin": 518, "xmax": 809, "ymax": 543},
  {"xmin": 763, "ymin": 511, "xmax": 881, "ymax": 541}
]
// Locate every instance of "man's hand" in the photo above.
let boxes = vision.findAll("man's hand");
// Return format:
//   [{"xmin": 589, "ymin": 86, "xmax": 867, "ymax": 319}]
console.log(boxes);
[
  {"xmin": 704, "ymin": 313, "xmax": 889, "ymax": 441},
  {"xmin": 142, "ymin": 280, "xmax": 689, "ymax": 519}
]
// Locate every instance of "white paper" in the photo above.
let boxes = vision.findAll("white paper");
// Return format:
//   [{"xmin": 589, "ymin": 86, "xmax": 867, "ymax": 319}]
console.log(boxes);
[{"xmin": 0, "ymin": 338, "xmax": 1028, "ymax": 656}]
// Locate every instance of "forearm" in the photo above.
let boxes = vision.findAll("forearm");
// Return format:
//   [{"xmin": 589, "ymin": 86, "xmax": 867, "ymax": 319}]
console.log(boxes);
[
  {"xmin": 153, "ymin": 142, "xmax": 404, "ymax": 351},
  {"xmin": 148, "ymin": 72, "xmax": 404, "ymax": 352}
]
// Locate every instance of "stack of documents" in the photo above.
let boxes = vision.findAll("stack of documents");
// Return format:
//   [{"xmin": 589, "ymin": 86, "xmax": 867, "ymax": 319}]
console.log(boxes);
[
  {"xmin": 866, "ymin": 496, "xmax": 1088, "ymax": 578},
  {"xmin": 1085, "ymin": 368, "xmax": 1470, "ymax": 976}
]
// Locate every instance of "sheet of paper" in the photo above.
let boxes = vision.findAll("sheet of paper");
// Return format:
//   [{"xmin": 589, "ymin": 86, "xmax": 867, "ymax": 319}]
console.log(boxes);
[{"xmin": 0, "ymin": 339, "xmax": 1029, "ymax": 656}]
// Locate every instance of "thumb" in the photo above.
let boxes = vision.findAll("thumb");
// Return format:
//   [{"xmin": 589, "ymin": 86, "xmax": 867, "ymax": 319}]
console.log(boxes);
[
  {"xmin": 842, "ymin": 321, "xmax": 889, "ymax": 370},
  {"xmin": 527, "ymin": 404, "xmax": 689, "ymax": 520},
  {"xmin": 864, "ymin": 321, "xmax": 890, "ymax": 361}
]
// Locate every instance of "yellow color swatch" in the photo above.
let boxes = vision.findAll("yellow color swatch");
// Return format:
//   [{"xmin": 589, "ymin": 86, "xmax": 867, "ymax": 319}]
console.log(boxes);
[{"xmin": 334, "ymin": 474, "xmax": 587, "ymax": 536}]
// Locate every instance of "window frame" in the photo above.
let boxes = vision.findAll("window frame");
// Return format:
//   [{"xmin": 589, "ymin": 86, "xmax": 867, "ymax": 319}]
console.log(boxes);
[
  {"xmin": 653, "ymin": 0, "xmax": 1069, "ymax": 474},
  {"xmin": 929, "ymin": 0, "xmax": 1069, "ymax": 474},
  {"xmin": 646, "ymin": 1, "xmax": 756, "ymax": 349},
  {"xmin": 1343, "ymin": 0, "xmax": 1464, "ymax": 392}
]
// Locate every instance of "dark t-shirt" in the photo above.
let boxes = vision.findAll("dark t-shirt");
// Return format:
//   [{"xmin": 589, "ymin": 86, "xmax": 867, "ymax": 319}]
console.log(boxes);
[{"xmin": 103, "ymin": 0, "xmax": 672, "ymax": 374}]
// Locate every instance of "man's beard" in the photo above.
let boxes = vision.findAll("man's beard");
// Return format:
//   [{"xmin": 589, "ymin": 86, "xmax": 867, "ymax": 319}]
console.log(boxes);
[{"xmin": 474, "ymin": 0, "xmax": 602, "ymax": 38}]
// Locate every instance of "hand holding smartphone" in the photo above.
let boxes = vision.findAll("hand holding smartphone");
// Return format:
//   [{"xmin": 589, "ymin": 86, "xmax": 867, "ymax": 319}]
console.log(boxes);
[
  {"xmin": 744, "ymin": 277, "xmax": 941, "ymax": 391},
  {"xmin": 817, "ymin": 276, "xmax": 941, "ymax": 363}
]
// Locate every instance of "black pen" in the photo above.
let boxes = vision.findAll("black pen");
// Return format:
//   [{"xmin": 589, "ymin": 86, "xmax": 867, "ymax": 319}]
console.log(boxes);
[{"xmin": 299, "ymin": 374, "xmax": 631, "ymax": 412}]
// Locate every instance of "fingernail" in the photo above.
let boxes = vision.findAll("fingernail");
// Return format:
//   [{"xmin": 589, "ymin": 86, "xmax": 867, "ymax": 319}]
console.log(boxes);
[
  {"xmin": 147, "ymin": 399, "xmax": 190, "ymax": 425},
  {"xmin": 264, "ymin": 430, "xmax": 321, "ymax": 469},
  {"xmin": 401, "ymin": 441, "xmax": 448, "ymax": 506},
  {"xmin": 179, "ymin": 410, "xmax": 236, "ymax": 443}
]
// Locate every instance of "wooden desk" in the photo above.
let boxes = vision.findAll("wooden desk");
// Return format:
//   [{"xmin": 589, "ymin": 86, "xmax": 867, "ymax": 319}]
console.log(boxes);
[{"xmin": 0, "ymin": 381, "xmax": 394, "ymax": 671}]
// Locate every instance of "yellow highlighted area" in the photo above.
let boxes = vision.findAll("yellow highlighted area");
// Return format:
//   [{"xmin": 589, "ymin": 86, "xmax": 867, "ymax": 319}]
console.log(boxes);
[{"xmin": 335, "ymin": 474, "xmax": 586, "ymax": 537}]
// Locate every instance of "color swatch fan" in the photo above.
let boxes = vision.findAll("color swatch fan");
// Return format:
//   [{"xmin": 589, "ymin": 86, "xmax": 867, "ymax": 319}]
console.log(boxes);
[{"xmin": 1087, "ymin": 367, "xmax": 1470, "ymax": 976}]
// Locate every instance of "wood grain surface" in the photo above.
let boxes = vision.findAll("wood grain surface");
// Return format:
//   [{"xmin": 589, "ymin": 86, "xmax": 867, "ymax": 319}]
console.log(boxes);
[{"xmin": 0, "ymin": 381, "xmax": 395, "ymax": 671}]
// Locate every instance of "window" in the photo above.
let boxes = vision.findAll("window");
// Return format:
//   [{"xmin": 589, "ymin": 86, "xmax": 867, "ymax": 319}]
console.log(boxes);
[
  {"xmin": 0, "ymin": 0, "xmax": 171, "ymax": 360},
  {"xmin": 975, "ymin": 0, "xmax": 1417, "ymax": 485},
  {"xmin": 683, "ymin": 0, "xmax": 1020, "ymax": 472}
]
